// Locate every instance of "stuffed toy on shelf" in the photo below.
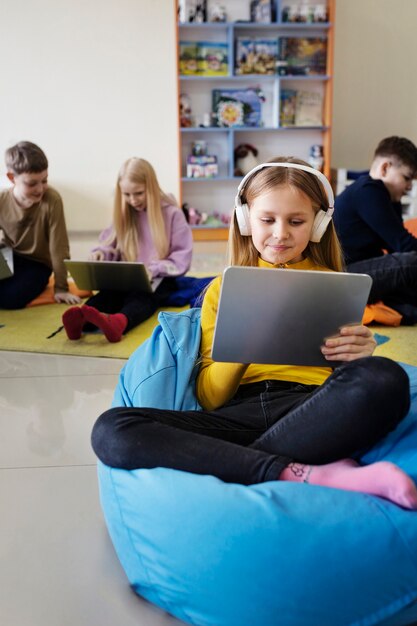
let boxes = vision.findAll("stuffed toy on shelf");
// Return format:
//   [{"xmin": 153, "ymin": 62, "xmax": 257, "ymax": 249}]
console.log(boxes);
[{"xmin": 234, "ymin": 143, "xmax": 259, "ymax": 176}]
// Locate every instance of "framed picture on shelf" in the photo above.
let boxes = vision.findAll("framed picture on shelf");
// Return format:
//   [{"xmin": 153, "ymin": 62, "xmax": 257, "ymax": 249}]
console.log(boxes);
[
  {"xmin": 180, "ymin": 41, "xmax": 228, "ymax": 76},
  {"xmin": 235, "ymin": 38, "xmax": 256, "ymax": 75},
  {"xmin": 212, "ymin": 87, "xmax": 264, "ymax": 127},
  {"xmin": 186, "ymin": 155, "xmax": 218, "ymax": 178},
  {"xmin": 253, "ymin": 38, "xmax": 278, "ymax": 74},
  {"xmin": 235, "ymin": 37, "xmax": 278, "ymax": 75},
  {"xmin": 279, "ymin": 89, "xmax": 297, "ymax": 126},
  {"xmin": 278, "ymin": 37, "xmax": 327, "ymax": 75},
  {"xmin": 179, "ymin": 41, "xmax": 199, "ymax": 75},
  {"xmin": 295, "ymin": 90, "xmax": 324, "ymax": 126},
  {"xmin": 279, "ymin": 89, "xmax": 324, "ymax": 127},
  {"xmin": 198, "ymin": 41, "xmax": 228, "ymax": 76}
]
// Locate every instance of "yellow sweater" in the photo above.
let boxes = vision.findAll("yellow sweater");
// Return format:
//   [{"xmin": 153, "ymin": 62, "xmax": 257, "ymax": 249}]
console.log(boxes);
[{"xmin": 197, "ymin": 257, "xmax": 333, "ymax": 410}]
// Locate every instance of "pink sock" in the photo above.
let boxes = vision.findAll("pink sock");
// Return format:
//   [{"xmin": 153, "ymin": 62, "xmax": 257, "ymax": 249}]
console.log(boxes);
[
  {"xmin": 62, "ymin": 306, "xmax": 85, "ymax": 340},
  {"xmin": 81, "ymin": 305, "xmax": 127, "ymax": 342},
  {"xmin": 280, "ymin": 459, "xmax": 417, "ymax": 510}
]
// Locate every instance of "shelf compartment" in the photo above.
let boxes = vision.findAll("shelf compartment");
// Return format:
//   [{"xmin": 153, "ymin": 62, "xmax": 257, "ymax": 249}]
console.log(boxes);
[{"xmin": 177, "ymin": 1, "xmax": 335, "ymax": 237}]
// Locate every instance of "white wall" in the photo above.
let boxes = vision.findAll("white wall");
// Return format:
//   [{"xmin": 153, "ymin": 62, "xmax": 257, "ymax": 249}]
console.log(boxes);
[
  {"xmin": 0, "ymin": 0, "xmax": 179, "ymax": 231},
  {"xmin": 332, "ymin": 0, "xmax": 417, "ymax": 169},
  {"xmin": 4, "ymin": 0, "xmax": 417, "ymax": 227}
]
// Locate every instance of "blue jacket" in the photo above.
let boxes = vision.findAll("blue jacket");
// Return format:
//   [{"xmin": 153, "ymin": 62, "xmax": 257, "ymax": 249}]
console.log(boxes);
[{"xmin": 112, "ymin": 308, "xmax": 202, "ymax": 410}]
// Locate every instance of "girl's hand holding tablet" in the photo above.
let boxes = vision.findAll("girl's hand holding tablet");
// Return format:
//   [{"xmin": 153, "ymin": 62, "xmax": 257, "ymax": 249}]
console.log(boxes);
[{"xmin": 321, "ymin": 324, "xmax": 377, "ymax": 361}]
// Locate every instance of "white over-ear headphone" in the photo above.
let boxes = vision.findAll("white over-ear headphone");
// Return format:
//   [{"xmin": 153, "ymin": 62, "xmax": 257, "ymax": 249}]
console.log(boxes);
[{"xmin": 234, "ymin": 162, "xmax": 335, "ymax": 242}]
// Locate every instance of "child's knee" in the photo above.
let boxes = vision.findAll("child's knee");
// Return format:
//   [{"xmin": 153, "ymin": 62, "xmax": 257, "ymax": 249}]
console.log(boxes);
[
  {"xmin": 368, "ymin": 356, "xmax": 409, "ymax": 390},
  {"xmin": 0, "ymin": 296, "xmax": 29, "ymax": 309},
  {"xmin": 91, "ymin": 407, "xmax": 124, "ymax": 460},
  {"xmin": 360, "ymin": 356, "xmax": 410, "ymax": 416}
]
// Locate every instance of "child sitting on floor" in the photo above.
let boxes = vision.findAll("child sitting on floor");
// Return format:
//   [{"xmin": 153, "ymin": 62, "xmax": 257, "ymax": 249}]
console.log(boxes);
[
  {"xmin": 62, "ymin": 157, "xmax": 193, "ymax": 342},
  {"xmin": 0, "ymin": 141, "xmax": 80, "ymax": 309},
  {"xmin": 334, "ymin": 136, "xmax": 417, "ymax": 324}
]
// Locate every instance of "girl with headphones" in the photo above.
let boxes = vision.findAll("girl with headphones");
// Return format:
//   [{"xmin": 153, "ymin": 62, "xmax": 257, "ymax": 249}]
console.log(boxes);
[{"xmin": 92, "ymin": 157, "xmax": 417, "ymax": 509}]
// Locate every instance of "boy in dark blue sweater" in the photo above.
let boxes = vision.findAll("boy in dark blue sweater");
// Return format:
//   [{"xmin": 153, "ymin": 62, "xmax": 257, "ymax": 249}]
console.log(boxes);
[{"xmin": 334, "ymin": 136, "xmax": 417, "ymax": 324}]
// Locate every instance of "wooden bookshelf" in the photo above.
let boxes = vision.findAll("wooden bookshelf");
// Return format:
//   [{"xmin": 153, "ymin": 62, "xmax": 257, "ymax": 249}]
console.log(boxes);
[{"xmin": 176, "ymin": 0, "xmax": 335, "ymax": 239}]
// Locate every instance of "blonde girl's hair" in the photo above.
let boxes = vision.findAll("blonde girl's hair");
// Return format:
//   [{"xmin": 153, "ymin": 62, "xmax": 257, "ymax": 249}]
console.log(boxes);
[
  {"xmin": 227, "ymin": 156, "xmax": 344, "ymax": 272},
  {"xmin": 112, "ymin": 158, "xmax": 174, "ymax": 261}
]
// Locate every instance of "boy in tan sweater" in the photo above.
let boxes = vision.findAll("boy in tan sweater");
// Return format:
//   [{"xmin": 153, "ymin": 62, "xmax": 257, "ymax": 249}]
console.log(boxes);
[{"xmin": 0, "ymin": 141, "xmax": 80, "ymax": 308}]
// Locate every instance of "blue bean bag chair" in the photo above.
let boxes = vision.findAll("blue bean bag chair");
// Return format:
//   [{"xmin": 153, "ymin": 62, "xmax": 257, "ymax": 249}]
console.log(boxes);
[{"xmin": 97, "ymin": 310, "xmax": 417, "ymax": 626}]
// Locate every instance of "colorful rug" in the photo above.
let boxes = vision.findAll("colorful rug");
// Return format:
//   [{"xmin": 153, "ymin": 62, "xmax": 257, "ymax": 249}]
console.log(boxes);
[
  {"xmin": 0, "ymin": 303, "xmax": 187, "ymax": 360},
  {"xmin": 372, "ymin": 326, "xmax": 417, "ymax": 367},
  {"xmin": 1, "ymin": 301, "xmax": 416, "ymax": 365}
]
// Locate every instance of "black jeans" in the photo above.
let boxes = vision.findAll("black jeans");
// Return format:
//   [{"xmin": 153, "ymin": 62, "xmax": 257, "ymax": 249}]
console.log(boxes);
[
  {"xmin": 91, "ymin": 357, "xmax": 410, "ymax": 485},
  {"xmin": 84, "ymin": 277, "xmax": 177, "ymax": 332},
  {"xmin": 0, "ymin": 252, "xmax": 51, "ymax": 309},
  {"xmin": 348, "ymin": 252, "xmax": 417, "ymax": 324}
]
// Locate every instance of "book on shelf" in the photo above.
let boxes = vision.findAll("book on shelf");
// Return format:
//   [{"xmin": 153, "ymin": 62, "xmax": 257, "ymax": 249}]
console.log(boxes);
[
  {"xmin": 295, "ymin": 90, "xmax": 323, "ymax": 126},
  {"xmin": 253, "ymin": 38, "xmax": 278, "ymax": 74},
  {"xmin": 279, "ymin": 89, "xmax": 297, "ymax": 126},
  {"xmin": 212, "ymin": 87, "xmax": 263, "ymax": 128},
  {"xmin": 179, "ymin": 41, "xmax": 228, "ymax": 76},
  {"xmin": 278, "ymin": 37, "xmax": 327, "ymax": 75},
  {"xmin": 186, "ymin": 155, "xmax": 218, "ymax": 179},
  {"xmin": 279, "ymin": 89, "xmax": 323, "ymax": 127},
  {"xmin": 179, "ymin": 41, "xmax": 199, "ymax": 75},
  {"xmin": 235, "ymin": 38, "xmax": 256, "ymax": 75},
  {"xmin": 235, "ymin": 37, "xmax": 278, "ymax": 75},
  {"xmin": 198, "ymin": 41, "xmax": 228, "ymax": 76}
]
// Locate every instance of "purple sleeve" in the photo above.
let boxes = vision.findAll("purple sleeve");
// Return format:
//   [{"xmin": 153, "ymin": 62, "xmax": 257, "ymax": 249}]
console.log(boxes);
[
  {"xmin": 91, "ymin": 226, "xmax": 122, "ymax": 261},
  {"xmin": 147, "ymin": 208, "xmax": 193, "ymax": 278}
]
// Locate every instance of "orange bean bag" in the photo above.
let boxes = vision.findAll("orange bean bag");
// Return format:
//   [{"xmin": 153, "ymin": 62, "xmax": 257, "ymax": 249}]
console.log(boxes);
[{"xmin": 27, "ymin": 277, "xmax": 92, "ymax": 307}]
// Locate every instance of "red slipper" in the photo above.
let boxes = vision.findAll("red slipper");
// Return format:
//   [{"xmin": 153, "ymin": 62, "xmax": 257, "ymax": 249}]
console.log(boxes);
[
  {"xmin": 62, "ymin": 307, "xmax": 85, "ymax": 340},
  {"xmin": 81, "ymin": 305, "xmax": 127, "ymax": 343}
]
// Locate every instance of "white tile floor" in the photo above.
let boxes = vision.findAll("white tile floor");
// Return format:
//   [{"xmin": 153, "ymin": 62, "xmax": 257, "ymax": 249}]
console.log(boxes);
[
  {"xmin": 0, "ymin": 350, "xmax": 186, "ymax": 625},
  {"xmin": 0, "ymin": 237, "xmax": 227, "ymax": 625}
]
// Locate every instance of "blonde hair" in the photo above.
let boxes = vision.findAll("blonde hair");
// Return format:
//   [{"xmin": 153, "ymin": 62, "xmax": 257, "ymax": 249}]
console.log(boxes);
[
  {"xmin": 227, "ymin": 156, "xmax": 344, "ymax": 272},
  {"xmin": 112, "ymin": 158, "xmax": 173, "ymax": 261}
]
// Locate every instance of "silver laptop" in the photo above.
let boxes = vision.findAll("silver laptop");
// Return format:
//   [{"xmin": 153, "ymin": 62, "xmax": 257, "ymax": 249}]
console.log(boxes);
[
  {"xmin": 64, "ymin": 260, "xmax": 162, "ymax": 293},
  {"xmin": 0, "ymin": 246, "xmax": 14, "ymax": 280},
  {"xmin": 211, "ymin": 266, "xmax": 372, "ymax": 367}
]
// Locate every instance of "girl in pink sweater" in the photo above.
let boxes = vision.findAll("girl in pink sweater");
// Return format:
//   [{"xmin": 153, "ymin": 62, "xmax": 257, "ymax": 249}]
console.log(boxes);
[{"xmin": 62, "ymin": 158, "xmax": 193, "ymax": 342}]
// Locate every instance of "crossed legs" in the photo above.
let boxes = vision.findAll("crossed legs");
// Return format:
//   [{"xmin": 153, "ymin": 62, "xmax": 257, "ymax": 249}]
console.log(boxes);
[{"xmin": 92, "ymin": 357, "xmax": 417, "ymax": 507}]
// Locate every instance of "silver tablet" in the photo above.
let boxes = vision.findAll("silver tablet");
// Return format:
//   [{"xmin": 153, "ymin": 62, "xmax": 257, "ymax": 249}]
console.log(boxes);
[
  {"xmin": 64, "ymin": 260, "xmax": 162, "ymax": 293},
  {"xmin": 0, "ymin": 246, "xmax": 14, "ymax": 280},
  {"xmin": 211, "ymin": 266, "xmax": 372, "ymax": 367}
]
